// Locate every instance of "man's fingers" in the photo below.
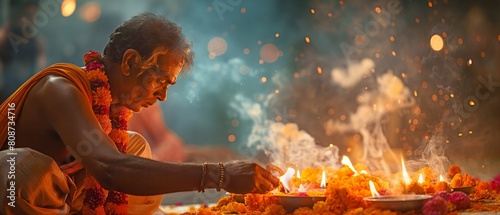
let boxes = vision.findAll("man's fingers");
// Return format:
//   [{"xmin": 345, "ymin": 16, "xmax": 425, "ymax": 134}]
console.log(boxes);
[
  {"xmin": 267, "ymin": 173, "xmax": 280, "ymax": 188},
  {"xmin": 257, "ymin": 184, "xmax": 268, "ymax": 194},
  {"xmin": 256, "ymin": 171, "xmax": 276, "ymax": 194},
  {"xmin": 259, "ymin": 166, "xmax": 280, "ymax": 188},
  {"xmin": 259, "ymin": 178, "xmax": 275, "ymax": 192},
  {"xmin": 266, "ymin": 164, "xmax": 284, "ymax": 176},
  {"xmin": 257, "ymin": 182, "xmax": 272, "ymax": 194}
]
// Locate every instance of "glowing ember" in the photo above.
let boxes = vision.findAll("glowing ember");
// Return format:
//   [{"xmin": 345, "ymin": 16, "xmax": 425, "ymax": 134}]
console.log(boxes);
[
  {"xmin": 418, "ymin": 173, "xmax": 424, "ymax": 184},
  {"xmin": 279, "ymin": 168, "xmax": 295, "ymax": 193},
  {"xmin": 369, "ymin": 180, "xmax": 380, "ymax": 197},
  {"xmin": 401, "ymin": 158, "xmax": 411, "ymax": 185},
  {"xmin": 320, "ymin": 170, "xmax": 327, "ymax": 189},
  {"xmin": 439, "ymin": 175, "xmax": 445, "ymax": 182},
  {"xmin": 341, "ymin": 155, "xmax": 358, "ymax": 174}
]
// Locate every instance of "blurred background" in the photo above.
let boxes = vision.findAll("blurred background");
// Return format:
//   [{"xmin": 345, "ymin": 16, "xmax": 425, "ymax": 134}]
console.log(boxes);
[{"xmin": 1, "ymin": 0, "xmax": 500, "ymax": 203}]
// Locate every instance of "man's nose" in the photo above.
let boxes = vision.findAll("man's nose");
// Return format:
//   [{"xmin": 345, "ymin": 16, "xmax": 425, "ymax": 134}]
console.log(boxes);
[{"xmin": 155, "ymin": 88, "xmax": 167, "ymax": 101}]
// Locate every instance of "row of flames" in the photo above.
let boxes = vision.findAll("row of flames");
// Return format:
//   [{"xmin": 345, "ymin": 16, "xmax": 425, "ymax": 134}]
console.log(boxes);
[{"xmin": 278, "ymin": 155, "xmax": 447, "ymax": 197}]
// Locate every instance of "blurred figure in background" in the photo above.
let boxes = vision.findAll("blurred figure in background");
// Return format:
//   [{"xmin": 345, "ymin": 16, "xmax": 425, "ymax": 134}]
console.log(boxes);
[{"xmin": 0, "ymin": 0, "xmax": 46, "ymax": 102}]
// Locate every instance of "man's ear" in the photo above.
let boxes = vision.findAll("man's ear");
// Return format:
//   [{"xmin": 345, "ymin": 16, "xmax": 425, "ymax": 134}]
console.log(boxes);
[{"xmin": 121, "ymin": 49, "xmax": 141, "ymax": 76}]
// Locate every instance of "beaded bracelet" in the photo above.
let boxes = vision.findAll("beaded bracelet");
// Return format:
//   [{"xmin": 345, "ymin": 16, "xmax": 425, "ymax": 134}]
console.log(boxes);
[
  {"xmin": 199, "ymin": 162, "xmax": 208, "ymax": 193},
  {"xmin": 217, "ymin": 162, "xmax": 225, "ymax": 191}
]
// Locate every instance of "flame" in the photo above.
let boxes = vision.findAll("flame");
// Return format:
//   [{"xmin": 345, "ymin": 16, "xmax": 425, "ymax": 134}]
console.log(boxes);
[
  {"xmin": 439, "ymin": 175, "xmax": 445, "ymax": 182},
  {"xmin": 298, "ymin": 184, "xmax": 307, "ymax": 193},
  {"xmin": 297, "ymin": 169, "xmax": 301, "ymax": 179},
  {"xmin": 369, "ymin": 180, "xmax": 380, "ymax": 197},
  {"xmin": 279, "ymin": 168, "xmax": 295, "ymax": 193},
  {"xmin": 320, "ymin": 170, "xmax": 327, "ymax": 189},
  {"xmin": 341, "ymin": 155, "xmax": 358, "ymax": 174},
  {"xmin": 418, "ymin": 173, "xmax": 424, "ymax": 184},
  {"xmin": 360, "ymin": 170, "xmax": 368, "ymax": 174},
  {"xmin": 401, "ymin": 158, "xmax": 411, "ymax": 185}
]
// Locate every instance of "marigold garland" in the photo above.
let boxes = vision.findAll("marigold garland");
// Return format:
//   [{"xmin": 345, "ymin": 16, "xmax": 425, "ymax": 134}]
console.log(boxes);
[{"xmin": 81, "ymin": 50, "xmax": 132, "ymax": 215}]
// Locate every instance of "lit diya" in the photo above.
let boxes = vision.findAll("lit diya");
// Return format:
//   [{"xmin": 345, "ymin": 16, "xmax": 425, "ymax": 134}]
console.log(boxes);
[
  {"xmin": 364, "ymin": 180, "xmax": 432, "ymax": 211},
  {"xmin": 267, "ymin": 165, "xmax": 327, "ymax": 212},
  {"xmin": 363, "ymin": 158, "xmax": 434, "ymax": 212},
  {"xmin": 275, "ymin": 194, "xmax": 326, "ymax": 213},
  {"xmin": 270, "ymin": 155, "xmax": 363, "ymax": 212},
  {"xmin": 364, "ymin": 195, "xmax": 432, "ymax": 211}
]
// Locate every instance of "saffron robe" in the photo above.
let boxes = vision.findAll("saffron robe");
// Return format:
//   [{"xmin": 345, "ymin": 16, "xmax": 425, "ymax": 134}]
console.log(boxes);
[{"xmin": 0, "ymin": 63, "xmax": 162, "ymax": 214}]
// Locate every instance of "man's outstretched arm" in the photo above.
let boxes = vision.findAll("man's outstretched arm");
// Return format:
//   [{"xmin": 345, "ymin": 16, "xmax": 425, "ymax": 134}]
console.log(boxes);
[{"xmin": 36, "ymin": 75, "xmax": 279, "ymax": 195}]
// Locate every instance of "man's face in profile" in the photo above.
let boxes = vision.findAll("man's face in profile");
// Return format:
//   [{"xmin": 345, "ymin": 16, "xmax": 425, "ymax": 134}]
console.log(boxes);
[{"xmin": 119, "ymin": 54, "xmax": 183, "ymax": 112}]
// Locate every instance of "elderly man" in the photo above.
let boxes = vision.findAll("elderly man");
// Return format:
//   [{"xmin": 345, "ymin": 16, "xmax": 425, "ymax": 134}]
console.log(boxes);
[{"xmin": 0, "ymin": 13, "xmax": 279, "ymax": 215}]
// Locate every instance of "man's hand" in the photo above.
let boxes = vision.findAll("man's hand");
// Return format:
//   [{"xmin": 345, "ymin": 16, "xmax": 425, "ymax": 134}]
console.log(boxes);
[{"xmin": 217, "ymin": 161, "xmax": 280, "ymax": 194}]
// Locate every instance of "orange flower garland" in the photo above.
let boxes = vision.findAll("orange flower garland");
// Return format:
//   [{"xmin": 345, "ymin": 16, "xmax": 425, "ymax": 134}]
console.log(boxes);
[{"xmin": 81, "ymin": 51, "xmax": 132, "ymax": 215}]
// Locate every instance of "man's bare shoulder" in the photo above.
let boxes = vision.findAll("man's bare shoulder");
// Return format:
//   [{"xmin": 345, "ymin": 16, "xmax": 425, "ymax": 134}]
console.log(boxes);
[
  {"xmin": 29, "ymin": 74, "xmax": 91, "ymax": 118},
  {"xmin": 22, "ymin": 71, "xmax": 122, "ymax": 174},
  {"xmin": 36, "ymin": 74, "xmax": 81, "ymax": 93},
  {"xmin": 32, "ymin": 74, "xmax": 86, "ymax": 101}
]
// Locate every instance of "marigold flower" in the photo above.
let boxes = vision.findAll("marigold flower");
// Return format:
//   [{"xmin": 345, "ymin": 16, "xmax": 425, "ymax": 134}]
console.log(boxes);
[
  {"xmin": 83, "ymin": 50, "xmax": 130, "ymax": 215},
  {"xmin": 447, "ymin": 165, "xmax": 461, "ymax": 180}
]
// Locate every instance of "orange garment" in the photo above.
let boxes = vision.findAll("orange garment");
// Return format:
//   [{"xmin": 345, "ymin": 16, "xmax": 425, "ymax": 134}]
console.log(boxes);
[
  {"xmin": 0, "ymin": 63, "xmax": 91, "ymax": 147},
  {"xmin": 0, "ymin": 132, "xmax": 163, "ymax": 215},
  {"xmin": 0, "ymin": 63, "xmax": 163, "ymax": 214},
  {"xmin": 0, "ymin": 63, "xmax": 91, "ymax": 175}
]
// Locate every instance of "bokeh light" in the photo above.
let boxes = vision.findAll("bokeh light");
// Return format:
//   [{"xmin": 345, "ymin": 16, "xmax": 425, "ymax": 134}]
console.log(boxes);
[
  {"xmin": 61, "ymin": 0, "xmax": 76, "ymax": 17},
  {"xmin": 430, "ymin": 34, "xmax": 444, "ymax": 51},
  {"xmin": 260, "ymin": 43, "xmax": 280, "ymax": 63},
  {"xmin": 228, "ymin": 134, "xmax": 236, "ymax": 142},
  {"xmin": 79, "ymin": 2, "xmax": 101, "ymax": 23},
  {"xmin": 207, "ymin": 37, "xmax": 228, "ymax": 57}
]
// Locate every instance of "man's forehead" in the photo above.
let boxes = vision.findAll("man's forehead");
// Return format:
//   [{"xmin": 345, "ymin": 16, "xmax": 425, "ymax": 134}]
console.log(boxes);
[
  {"xmin": 156, "ymin": 54, "xmax": 184, "ymax": 73},
  {"xmin": 156, "ymin": 54, "xmax": 183, "ymax": 65}
]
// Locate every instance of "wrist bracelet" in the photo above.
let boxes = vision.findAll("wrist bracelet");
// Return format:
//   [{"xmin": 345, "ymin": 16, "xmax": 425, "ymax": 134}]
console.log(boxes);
[
  {"xmin": 199, "ymin": 162, "xmax": 207, "ymax": 192},
  {"xmin": 217, "ymin": 162, "xmax": 225, "ymax": 192}
]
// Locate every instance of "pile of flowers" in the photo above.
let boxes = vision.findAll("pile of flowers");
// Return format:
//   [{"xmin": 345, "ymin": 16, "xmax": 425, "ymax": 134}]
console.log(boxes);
[{"xmin": 173, "ymin": 165, "xmax": 500, "ymax": 215}]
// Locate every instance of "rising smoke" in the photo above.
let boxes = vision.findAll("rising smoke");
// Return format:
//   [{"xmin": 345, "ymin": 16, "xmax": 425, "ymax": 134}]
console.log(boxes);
[
  {"xmin": 231, "ymin": 89, "xmax": 341, "ymax": 170},
  {"xmin": 325, "ymin": 59, "xmax": 420, "ymax": 173}
]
